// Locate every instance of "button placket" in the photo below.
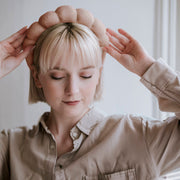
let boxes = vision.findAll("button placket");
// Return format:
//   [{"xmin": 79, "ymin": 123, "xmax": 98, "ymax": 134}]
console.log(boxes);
[
  {"xmin": 55, "ymin": 164, "xmax": 63, "ymax": 170},
  {"xmin": 49, "ymin": 136, "xmax": 56, "ymax": 155}
]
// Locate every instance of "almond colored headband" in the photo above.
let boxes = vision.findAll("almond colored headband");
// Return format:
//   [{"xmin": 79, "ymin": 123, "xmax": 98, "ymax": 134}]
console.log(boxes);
[{"xmin": 23, "ymin": 5, "xmax": 109, "ymax": 69}]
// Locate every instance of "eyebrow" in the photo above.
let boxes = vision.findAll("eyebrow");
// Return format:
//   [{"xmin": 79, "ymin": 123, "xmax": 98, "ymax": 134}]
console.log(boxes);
[
  {"xmin": 49, "ymin": 65, "xmax": 96, "ymax": 71},
  {"xmin": 80, "ymin": 65, "xmax": 96, "ymax": 70}
]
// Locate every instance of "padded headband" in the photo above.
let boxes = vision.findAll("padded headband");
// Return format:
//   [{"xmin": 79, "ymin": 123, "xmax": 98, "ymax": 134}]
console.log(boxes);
[
  {"xmin": 23, "ymin": 5, "xmax": 108, "ymax": 48},
  {"xmin": 23, "ymin": 5, "xmax": 108, "ymax": 69}
]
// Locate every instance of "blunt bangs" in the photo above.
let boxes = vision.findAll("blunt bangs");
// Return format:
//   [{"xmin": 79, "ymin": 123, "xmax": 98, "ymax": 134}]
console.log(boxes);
[{"xmin": 38, "ymin": 23, "xmax": 102, "ymax": 73}]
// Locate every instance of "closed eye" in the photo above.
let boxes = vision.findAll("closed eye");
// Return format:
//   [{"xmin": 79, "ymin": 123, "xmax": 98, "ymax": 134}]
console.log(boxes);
[
  {"xmin": 51, "ymin": 76, "xmax": 65, "ymax": 80},
  {"xmin": 81, "ymin": 75, "xmax": 92, "ymax": 79}
]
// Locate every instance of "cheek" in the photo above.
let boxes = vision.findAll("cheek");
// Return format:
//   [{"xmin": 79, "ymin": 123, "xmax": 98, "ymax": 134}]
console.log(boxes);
[
  {"xmin": 82, "ymin": 78, "xmax": 99, "ymax": 99},
  {"xmin": 41, "ymin": 81, "xmax": 64, "ymax": 100}
]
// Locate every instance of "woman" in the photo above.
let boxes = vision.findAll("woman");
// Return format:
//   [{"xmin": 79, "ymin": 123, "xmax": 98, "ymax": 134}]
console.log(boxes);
[{"xmin": 0, "ymin": 5, "xmax": 180, "ymax": 180}]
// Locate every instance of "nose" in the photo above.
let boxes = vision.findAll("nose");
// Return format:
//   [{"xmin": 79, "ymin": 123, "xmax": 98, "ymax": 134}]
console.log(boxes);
[{"xmin": 65, "ymin": 76, "xmax": 79, "ymax": 96}]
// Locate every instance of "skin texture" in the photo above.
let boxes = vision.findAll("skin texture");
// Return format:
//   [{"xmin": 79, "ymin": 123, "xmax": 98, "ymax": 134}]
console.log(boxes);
[{"xmin": 0, "ymin": 27, "xmax": 33, "ymax": 78}]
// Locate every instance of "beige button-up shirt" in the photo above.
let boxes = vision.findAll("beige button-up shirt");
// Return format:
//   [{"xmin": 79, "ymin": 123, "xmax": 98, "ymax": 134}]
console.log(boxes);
[{"xmin": 1, "ymin": 58, "xmax": 180, "ymax": 180}]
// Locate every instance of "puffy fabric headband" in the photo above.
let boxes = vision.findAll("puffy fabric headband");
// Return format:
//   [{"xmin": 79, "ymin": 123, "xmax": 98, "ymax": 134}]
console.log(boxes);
[
  {"xmin": 23, "ymin": 5, "xmax": 108, "ymax": 47},
  {"xmin": 23, "ymin": 5, "xmax": 108, "ymax": 69}
]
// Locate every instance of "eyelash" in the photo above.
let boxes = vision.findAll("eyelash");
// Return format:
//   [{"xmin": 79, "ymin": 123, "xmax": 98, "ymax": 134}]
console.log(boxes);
[
  {"xmin": 50, "ymin": 75, "xmax": 92, "ymax": 80},
  {"xmin": 81, "ymin": 75, "xmax": 92, "ymax": 79},
  {"xmin": 51, "ymin": 76, "xmax": 64, "ymax": 80}
]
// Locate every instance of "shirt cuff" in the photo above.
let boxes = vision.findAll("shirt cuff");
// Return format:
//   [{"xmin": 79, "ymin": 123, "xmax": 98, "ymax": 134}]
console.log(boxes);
[{"xmin": 140, "ymin": 58, "xmax": 177, "ymax": 92}]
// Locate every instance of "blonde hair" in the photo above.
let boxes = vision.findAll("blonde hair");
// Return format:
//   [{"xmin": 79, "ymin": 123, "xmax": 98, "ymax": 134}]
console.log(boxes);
[{"xmin": 29, "ymin": 23, "xmax": 104, "ymax": 104}]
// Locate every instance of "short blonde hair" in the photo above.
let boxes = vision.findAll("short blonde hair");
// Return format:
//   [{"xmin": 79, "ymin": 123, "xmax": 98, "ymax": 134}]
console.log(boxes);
[{"xmin": 29, "ymin": 23, "xmax": 104, "ymax": 104}]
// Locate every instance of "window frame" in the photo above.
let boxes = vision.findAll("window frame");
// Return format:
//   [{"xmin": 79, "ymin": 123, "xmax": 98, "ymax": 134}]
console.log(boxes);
[
  {"xmin": 153, "ymin": 0, "xmax": 178, "ymax": 120},
  {"xmin": 153, "ymin": 1, "xmax": 180, "ymax": 178}
]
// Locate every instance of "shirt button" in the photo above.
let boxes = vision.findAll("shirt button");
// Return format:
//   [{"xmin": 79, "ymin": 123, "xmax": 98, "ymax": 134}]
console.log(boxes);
[
  {"xmin": 50, "ymin": 144, "xmax": 55, "ymax": 150},
  {"xmin": 72, "ymin": 132, "xmax": 79, "ymax": 139}
]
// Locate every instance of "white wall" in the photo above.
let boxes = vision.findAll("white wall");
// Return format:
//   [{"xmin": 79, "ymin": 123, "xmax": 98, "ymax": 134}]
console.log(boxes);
[{"xmin": 0, "ymin": 0, "xmax": 155, "ymax": 130}]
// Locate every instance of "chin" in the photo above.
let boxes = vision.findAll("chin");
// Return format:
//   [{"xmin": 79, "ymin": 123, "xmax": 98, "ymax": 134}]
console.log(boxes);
[{"xmin": 63, "ymin": 106, "xmax": 88, "ymax": 118}]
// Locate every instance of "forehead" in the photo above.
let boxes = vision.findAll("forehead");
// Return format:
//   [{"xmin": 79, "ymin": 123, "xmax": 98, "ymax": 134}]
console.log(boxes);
[{"xmin": 38, "ymin": 25, "xmax": 102, "ymax": 73}]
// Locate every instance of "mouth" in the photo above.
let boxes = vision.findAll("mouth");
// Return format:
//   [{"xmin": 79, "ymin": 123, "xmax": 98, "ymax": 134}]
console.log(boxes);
[{"xmin": 62, "ymin": 100, "xmax": 80, "ymax": 106}]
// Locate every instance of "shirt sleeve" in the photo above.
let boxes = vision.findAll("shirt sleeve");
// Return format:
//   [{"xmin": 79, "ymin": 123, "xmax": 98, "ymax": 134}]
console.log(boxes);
[
  {"xmin": 140, "ymin": 58, "xmax": 180, "ymax": 175},
  {"xmin": 0, "ymin": 130, "xmax": 10, "ymax": 180},
  {"xmin": 140, "ymin": 58, "xmax": 180, "ymax": 115},
  {"xmin": 143, "ymin": 116, "xmax": 180, "ymax": 176}
]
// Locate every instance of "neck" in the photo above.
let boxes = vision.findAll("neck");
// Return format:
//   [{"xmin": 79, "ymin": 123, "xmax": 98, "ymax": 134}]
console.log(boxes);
[{"xmin": 46, "ymin": 108, "xmax": 88, "ymax": 137}]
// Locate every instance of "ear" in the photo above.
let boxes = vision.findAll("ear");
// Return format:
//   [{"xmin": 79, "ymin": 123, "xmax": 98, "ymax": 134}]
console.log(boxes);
[{"xmin": 31, "ymin": 66, "xmax": 42, "ymax": 88}]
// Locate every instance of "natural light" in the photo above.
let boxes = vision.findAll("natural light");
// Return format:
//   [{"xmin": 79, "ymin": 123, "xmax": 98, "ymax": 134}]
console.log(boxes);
[{"xmin": 154, "ymin": 0, "xmax": 180, "ymax": 179}]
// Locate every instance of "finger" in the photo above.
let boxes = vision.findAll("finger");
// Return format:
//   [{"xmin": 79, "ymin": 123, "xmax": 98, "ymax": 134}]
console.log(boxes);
[
  {"xmin": 11, "ymin": 34, "xmax": 26, "ymax": 48},
  {"xmin": 1, "ymin": 41, "xmax": 15, "ymax": 55},
  {"xmin": 14, "ymin": 46, "xmax": 23, "ymax": 56},
  {"xmin": 5, "ymin": 26, "xmax": 27, "ymax": 43},
  {"xmin": 104, "ymin": 45, "xmax": 122, "ymax": 61},
  {"xmin": 109, "ymin": 44, "xmax": 122, "ymax": 54},
  {"xmin": 103, "ymin": 44, "xmax": 123, "ymax": 54},
  {"xmin": 106, "ymin": 28, "xmax": 129, "ymax": 46},
  {"xmin": 107, "ymin": 32, "xmax": 125, "ymax": 51},
  {"xmin": 118, "ymin": 29, "xmax": 134, "ymax": 41},
  {"xmin": 15, "ymin": 46, "xmax": 33, "ymax": 63}
]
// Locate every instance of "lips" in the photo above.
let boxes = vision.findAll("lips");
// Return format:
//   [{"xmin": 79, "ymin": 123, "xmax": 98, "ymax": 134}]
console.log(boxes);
[{"xmin": 62, "ymin": 100, "xmax": 80, "ymax": 106}]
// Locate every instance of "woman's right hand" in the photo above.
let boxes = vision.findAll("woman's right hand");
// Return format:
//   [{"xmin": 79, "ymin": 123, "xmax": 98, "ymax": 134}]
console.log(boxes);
[{"xmin": 0, "ymin": 27, "xmax": 33, "ymax": 79}]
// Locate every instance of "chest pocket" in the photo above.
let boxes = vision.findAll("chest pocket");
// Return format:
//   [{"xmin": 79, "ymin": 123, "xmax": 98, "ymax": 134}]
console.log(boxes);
[{"xmin": 83, "ymin": 169, "xmax": 136, "ymax": 180}]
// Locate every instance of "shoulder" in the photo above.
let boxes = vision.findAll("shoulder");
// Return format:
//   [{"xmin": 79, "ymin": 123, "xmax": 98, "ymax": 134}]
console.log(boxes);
[
  {"xmin": 101, "ymin": 113, "xmax": 145, "ymax": 128},
  {"xmin": 0, "ymin": 123, "xmax": 40, "ymax": 144},
  {"xmin": 93, "ymin": 111, "xmax": 176, "ymax": 139},
  {"xmin": 91, "ymin": 112, "xmax": 149, "ymax": 139},
  {"xmin": 0, "ymin": 127, "xmax": 32, "ymax": 161},
  {"xmin": 0, "ymin": 112, "xmax": 49, "ymax": 140}
]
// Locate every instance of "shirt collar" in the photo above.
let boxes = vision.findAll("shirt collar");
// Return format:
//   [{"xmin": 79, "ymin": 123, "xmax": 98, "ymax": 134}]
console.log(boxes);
[
  {"xmin": 75, "ymin": 107, "xmax": 105, "ymax": 135},
  {"xmin": 33, "ymin": 107, "xmax": 105, "ymax": 136}
]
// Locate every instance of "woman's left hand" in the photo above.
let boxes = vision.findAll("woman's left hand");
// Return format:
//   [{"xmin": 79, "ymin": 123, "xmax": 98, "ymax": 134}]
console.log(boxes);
[{"xmin": 104, "ymin": 28, "xmax": 155, "ymax": 77}]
